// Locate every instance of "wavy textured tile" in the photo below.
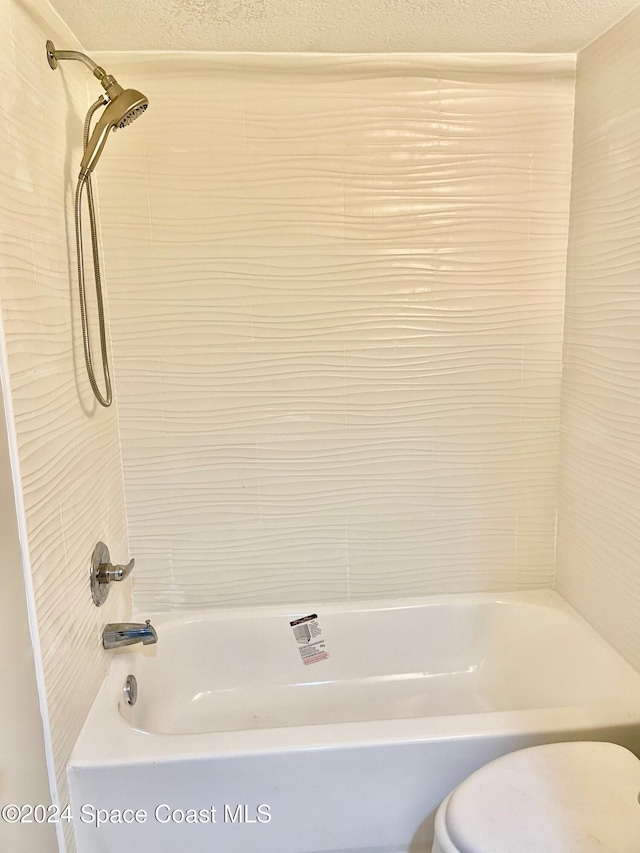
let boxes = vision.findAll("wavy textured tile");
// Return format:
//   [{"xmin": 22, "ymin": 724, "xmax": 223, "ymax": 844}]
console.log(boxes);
[
  {"xmin": 556, "ymin": 5, "xmax": 640, "ymax": 674},
  {"xmin": 0, "ymin": 2, "xmax": 130, "ymax": 851},
  {"xmin": 92, "ymin": 52, "xmax": 576, "ymax": 611}
]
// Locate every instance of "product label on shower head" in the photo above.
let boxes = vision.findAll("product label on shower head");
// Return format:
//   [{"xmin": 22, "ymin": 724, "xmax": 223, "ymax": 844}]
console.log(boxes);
[{"xmin": 289, "ymin": 614, "xmax": 329, "ymax": 666}]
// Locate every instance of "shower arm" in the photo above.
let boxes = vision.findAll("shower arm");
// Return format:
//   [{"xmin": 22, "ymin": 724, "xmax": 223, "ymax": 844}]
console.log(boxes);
[{"xmin": 46, "ymin": 41, "xmax": 119, "ymax": 93}]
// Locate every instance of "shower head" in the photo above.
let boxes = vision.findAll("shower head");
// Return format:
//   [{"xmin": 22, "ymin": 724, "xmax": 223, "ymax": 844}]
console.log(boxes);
[
  {"xmin": 80, "ymin": 86, "xmax": 149, "ymax": 176},
  {"xmin": 46, "ymin": 40, "xmax": 148, "ymax": 177}
]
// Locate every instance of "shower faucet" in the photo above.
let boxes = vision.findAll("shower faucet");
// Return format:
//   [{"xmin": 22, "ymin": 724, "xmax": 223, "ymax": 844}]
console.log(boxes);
[
  {"xmin": 103, "ymin": 620, "xmax": 158, "ymax": 650},
  {"xmin": 46, "ymin": 40, "xmax": 149, "ymax": 408},
  {"xmin": 46, "ymin": 41, "xmax": 148, "ymax": 178},
  {"xmin": 90, "ymin": 541, "xmax": 135, "ymax": 606}
]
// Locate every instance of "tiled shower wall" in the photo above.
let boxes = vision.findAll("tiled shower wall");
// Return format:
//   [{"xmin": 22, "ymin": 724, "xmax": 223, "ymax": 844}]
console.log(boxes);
[
  {"xmin": 0, "ymin": 0, "xmax": 129, "ymax": 848},
  {"xmin": 95, "ymin": 53, "xmax": 576, "ymax": 610},
  {"xmin": 557, "ymin": 6, "xmax": 640, "ymax": 671}
]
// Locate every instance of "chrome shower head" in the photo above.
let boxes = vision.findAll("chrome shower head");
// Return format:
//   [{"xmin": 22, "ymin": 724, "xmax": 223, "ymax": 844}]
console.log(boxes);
[{"xmin": 46, "ymin": 40, "xmax": 148, "ymax": 176}]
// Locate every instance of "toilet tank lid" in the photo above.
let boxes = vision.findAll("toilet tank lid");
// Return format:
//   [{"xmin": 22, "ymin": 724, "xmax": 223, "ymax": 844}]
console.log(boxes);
[{"xmin": 445, "ymin": 741, "xmax": 640, "ymax": 853}]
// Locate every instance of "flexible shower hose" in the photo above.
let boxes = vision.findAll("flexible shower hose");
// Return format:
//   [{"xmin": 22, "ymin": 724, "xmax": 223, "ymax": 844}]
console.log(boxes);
[{"xmin": 74, "ymin": 95, "xmax": 112, "ymax": 407}]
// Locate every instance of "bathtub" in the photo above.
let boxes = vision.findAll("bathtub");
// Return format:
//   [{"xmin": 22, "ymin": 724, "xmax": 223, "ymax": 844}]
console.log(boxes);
[{"xmin": 68, "ymin": 590, "xmax": 640, "ymax": 853}]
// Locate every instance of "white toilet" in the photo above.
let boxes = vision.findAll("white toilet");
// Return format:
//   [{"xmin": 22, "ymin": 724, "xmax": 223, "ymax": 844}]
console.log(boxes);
[{"xmin": 432, "ymin": 741, "xmax": 640, "ymax": 853}]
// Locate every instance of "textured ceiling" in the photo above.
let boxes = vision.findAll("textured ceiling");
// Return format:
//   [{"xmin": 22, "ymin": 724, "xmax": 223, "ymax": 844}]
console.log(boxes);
[{"xmin": 50, "ymin": 0, "xmax": 640, "ymax": 52}]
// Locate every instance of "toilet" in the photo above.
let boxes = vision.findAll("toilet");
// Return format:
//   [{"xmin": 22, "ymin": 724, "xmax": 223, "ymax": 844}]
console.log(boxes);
[{"xmin": 432, "ymin": 741, "xmax": 640, "ymax": 853}]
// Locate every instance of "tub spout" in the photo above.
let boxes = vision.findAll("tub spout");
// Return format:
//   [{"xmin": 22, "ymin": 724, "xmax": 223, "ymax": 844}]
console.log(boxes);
[{"xmin": 103, "ymin": 620, "xmax": 158, "ymax": 649}]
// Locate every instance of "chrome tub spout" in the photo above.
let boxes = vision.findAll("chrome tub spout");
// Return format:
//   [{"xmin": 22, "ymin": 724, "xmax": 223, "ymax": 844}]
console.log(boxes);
[{"xmin": 103, "ymin": 620, "xmax": 158, "ymax": 649}]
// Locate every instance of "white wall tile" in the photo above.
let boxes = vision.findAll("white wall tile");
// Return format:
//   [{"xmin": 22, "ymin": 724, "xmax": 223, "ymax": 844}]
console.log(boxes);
[
  {"xmin": 557, "ymin": 6, "xmax": 640, "ymax": 674},
  {"xmin": 0, "ymin": 3, "xmax": 130, "ymax": 850},
  {"xmin": 92, "ymin": 52, "xmax": 575, "ymax": 610}
]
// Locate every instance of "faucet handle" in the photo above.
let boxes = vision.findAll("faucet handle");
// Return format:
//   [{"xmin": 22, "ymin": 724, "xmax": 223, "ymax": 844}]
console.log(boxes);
[
  {"xmin": 100, "ymin": 557, "xmax": 135, "ymax": 583},
  {"xmin": 90, "ymin": 542, "xmax": 135, "ymax": 607}
]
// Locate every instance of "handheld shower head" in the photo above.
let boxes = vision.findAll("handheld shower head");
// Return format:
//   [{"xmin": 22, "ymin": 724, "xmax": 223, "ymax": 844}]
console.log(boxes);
[
  {"xmin": 80, "ymin": 87, "xmax": 148, "ymax": 176},
  {"xmin": 46, "ymin": 39, "xmax": 149, "ymax": 408},
  {"xmin": 46, "ymin": 40, "xmax": 149, "ymax": 177}
]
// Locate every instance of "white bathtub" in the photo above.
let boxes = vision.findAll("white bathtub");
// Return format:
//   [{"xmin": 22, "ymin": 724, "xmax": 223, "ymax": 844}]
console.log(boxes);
[{"xmin": 68, "ymin": 591, "xmax": 640, "ymax": 853}]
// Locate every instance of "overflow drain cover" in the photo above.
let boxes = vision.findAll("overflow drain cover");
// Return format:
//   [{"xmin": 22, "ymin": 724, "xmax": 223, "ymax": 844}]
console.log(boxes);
[{"xmin": 124, "ymin": 674, "xmax": 137, "ymax": 706}]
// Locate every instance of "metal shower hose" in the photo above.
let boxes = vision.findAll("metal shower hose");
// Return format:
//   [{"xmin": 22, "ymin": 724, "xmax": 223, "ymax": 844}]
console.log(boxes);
[{"xmin": 74, "ymin": 95, "xmax": 112, "ymax": 407}]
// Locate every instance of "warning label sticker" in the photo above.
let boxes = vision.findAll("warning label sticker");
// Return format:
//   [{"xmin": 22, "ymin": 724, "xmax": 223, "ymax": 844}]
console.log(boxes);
[{"xmin": 289, "ymin": 614, "xmax": 329, "ymax": 666}]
